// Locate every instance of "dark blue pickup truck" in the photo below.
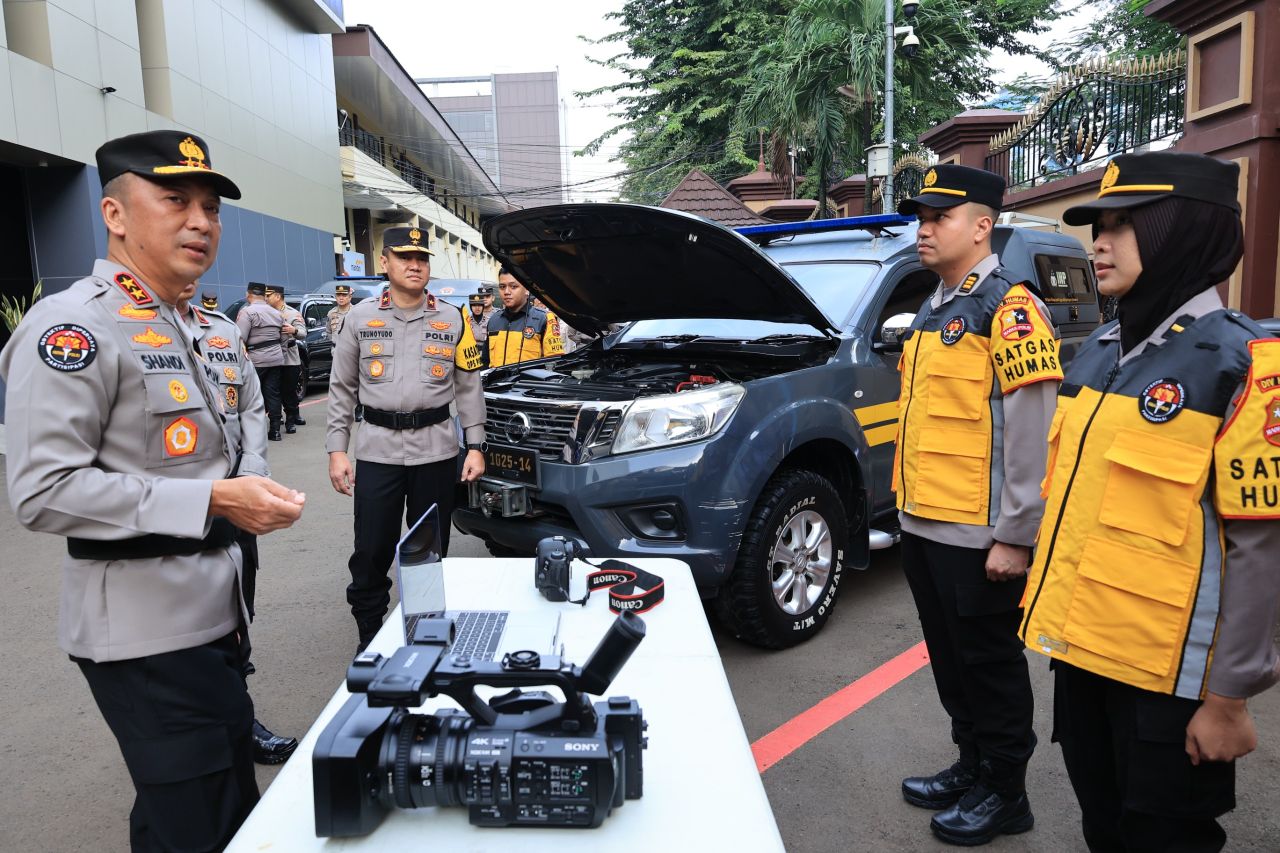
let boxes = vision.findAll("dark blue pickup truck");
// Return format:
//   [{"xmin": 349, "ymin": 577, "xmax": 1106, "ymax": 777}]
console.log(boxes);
[{"xmin": 455, "ymin": 205, "xmax": 1098, "ymax": 648}]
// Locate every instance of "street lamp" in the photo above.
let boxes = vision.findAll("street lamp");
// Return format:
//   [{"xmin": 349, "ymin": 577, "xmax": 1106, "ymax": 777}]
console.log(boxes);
[{"xmin": 883, "ymin": 0, "xmax": 922, "ymax": 211}]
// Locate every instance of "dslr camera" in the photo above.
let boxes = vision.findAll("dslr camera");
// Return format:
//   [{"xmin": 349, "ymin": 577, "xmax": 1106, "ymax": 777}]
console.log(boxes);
[
  {"xmin": 313, "ymin": 612, "xmax": 648, "ymax": 837},
  {"xmin": 535, "ymin": 535, "xmax": 583, "ymax": 601}
]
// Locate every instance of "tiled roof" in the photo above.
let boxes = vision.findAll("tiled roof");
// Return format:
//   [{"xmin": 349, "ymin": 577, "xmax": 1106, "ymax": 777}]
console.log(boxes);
[{"xmin": 660, "ymin": 170, "xmax": 768, "ymax": 227}]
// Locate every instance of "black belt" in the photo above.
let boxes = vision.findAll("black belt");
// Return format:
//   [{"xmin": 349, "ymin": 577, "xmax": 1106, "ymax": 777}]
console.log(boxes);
[
  {"xmin": 362, "ymin": 405, "xmax": 450, "ymax": 430},
  {"xmin": 68, "ymin": 517, "xmax": 238, "ymax": 561},
  {"xmin": 247, "ymin": 340, "xmax": 281, "ymax": 351}
]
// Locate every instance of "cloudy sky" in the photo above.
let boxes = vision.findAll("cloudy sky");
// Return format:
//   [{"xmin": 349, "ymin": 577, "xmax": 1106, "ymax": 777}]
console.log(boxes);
[{"xmin": 343, "ymin": 0, "xmax": 1105, "ymax": 199}]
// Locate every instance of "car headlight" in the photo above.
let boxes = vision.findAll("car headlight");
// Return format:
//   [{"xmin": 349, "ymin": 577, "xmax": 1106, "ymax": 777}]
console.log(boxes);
[{"xmin": 611, "ymin": 383, "xmax": 745, "ymax": 455}]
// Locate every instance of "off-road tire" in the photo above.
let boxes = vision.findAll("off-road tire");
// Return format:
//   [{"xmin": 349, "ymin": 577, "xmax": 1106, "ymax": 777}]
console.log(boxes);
[
  {"xmin": 715, "ymin": 467, "xmax": 849, "ymax": 649},
  {"xmin": 296, "ymin": 355, "xmax": 310, "ymax": 399}
]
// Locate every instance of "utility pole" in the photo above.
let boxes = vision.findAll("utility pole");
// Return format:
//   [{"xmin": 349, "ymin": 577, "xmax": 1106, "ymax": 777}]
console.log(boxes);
[{"xmin": 884, "ymin": 0, "xmax": 896, "ymax": 212}]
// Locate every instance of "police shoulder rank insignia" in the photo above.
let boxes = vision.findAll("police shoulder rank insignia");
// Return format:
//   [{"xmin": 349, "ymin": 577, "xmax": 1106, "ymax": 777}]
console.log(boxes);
[
  {"xmin": 38, "ymin": 324, "xmax": 97, "ymax": 372},
  {"xmin": 958, "ymin": 273, "xmax": 980, "ymax": 295},
  {"xmin": 168, "ymin": 380, "xmax": 189, "ymax": 403},
  {"xmin": 207, "ymin": 336, "xmax": 230, "ymax": 349},
  {"xmin": 1139, "ymin": 378, "xmax": 1186, "ymax": 423},
  {"xmin": 132, "ymin": 327, "xmax": 173, "ymax": 348},
  {"xmin": 426, "ymin": 293, "xmax": 437, "ymax": 310},
  {"xmin": 379, "ymin": 290, "xmax": 391, "ymax": 309},
  {"xmin": 940, "ymin": 316, "xmax": 966, "ymax": 345},
  {"xmin": 192, "ymin": 307, "xmax": 209, "ymax": 326},
  {"xmin": 163, "ymin": 416, "xmax": 198, "ymax": 457},
  {"xmin": 115, "ymin": 273, "xmax": 153, "ymax": 306},
  {"xmin": 999, "ymin": 306, "xmax": 1034, "ymax": 341},
  {"xmin": 367, "ymin": 320, "xmax": 386, "ymax": 328},
  {"xmin": 118, "ymin": 304, "xmax": 157, "ymax": 320}
]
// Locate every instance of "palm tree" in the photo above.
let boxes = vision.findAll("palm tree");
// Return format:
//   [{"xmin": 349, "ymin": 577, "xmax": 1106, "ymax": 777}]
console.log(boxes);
[{"xmin": 737, "ymin": 0, "xmax": 981, "ymax": 216}]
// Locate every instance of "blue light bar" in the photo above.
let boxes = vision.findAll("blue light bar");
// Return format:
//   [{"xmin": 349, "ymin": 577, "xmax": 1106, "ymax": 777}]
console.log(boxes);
[{"xmin": 735, "ymin": 213, "xmax": 914, "ymax": 240}]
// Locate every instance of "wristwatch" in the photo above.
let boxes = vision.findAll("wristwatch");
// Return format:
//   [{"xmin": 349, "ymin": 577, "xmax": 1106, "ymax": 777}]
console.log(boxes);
[{"xmin": 466, "ymin": 442, "xmax": 488, "ymax": 452}]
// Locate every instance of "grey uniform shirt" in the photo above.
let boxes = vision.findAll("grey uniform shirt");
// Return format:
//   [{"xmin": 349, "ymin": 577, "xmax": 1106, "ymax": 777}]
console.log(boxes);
[
  {"xmin": 279, "ymin": 304, "xmax": 305, "ymax": 367},
  {"xmin": 1101, "ymin": 288, "xmax": 1280, "ymax": 698},
  {"xmin": 326, "ymin": 292, "xmax": 486, "ymax": 465},
  {"xmin": 899, "ymin": 254, "xmax": 1059, "ymax": 550},
  {"xmin": 180, "ymin": 304, "xmax": 270, "ymax": 479},
  {"xmin": 327, "ymin": 304, "xmax": 352, "ymax": 335},
  {"xmin": 236, "ymin": 300, "xmax": 285, "ymax": 367},
  {"xmin": 0, "ymin": 260, "xmax": 243, "ymax": 662}
]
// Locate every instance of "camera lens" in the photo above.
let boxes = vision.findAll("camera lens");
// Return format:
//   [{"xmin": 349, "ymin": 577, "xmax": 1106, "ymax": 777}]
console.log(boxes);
[{"xmin": 382, "ymin": 710, "xmax": 473, "ymax": 809}]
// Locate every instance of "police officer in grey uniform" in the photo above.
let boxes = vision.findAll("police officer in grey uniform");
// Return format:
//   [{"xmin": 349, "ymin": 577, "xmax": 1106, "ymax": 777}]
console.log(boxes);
[
  {"xmin": 265, "ymin": 283, "xmax": 306, "ymax": 433},
  {"xmin": 236, "ymin": 281, "xmax": 286, "ymax": 440},
  {"xmin": 326, "ymin": 226, "xmax": 488, "ymax": 651},
  {"xmin": 467, "ymin": 292, "xmax": 490, "ymax": 367},
  {"xmin": 327, "ymin": 282, "xmax": 354, "ymax": 334},
  {"xmin": 0, "ymin": 130, "xmax": 306, "ymax": 851}
]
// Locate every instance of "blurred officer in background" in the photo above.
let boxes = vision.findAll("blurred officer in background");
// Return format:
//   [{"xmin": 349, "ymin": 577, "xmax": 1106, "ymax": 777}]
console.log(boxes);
[
  {"xmin": 1021, "ymin": 151, "xmax": 1280, "ymax": 853},
  {"xmin": 327, "ymin": 282, "xmax": 354, "ymax": 334},
  {"xmin": 265, "ymin": 283, "xmax": 306, "ymax": 434},
  {"xmin": 236, "ymin": 281, "xmax": 286, "ymax": 441}
]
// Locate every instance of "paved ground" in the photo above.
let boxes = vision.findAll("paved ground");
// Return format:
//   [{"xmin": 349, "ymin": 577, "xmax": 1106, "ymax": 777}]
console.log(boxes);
[{"xmin": 1, "ymin": 392, "xmax": 1277, "ymax": 851}]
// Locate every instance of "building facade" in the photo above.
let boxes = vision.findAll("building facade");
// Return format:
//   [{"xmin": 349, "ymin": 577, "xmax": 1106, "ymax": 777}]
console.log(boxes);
[
  {"xmin": 427, "ymin": 71, "xmax": 565, "ymax": 208},
  {"xmin": 0, "ymin": 0, "xmax": 347, "ymax": 328}
]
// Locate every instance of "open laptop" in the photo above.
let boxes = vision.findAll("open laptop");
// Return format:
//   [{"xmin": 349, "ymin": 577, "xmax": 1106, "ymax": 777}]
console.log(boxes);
[{"xmin": 394, "ymin": 504, "xmax": 560, "ymax": 661}]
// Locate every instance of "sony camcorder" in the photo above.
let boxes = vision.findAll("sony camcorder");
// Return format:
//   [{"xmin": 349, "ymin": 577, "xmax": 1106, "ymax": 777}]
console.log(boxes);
[{"xmin": 312, "ymin": 612, "xmax": 648, "ymax": 837}]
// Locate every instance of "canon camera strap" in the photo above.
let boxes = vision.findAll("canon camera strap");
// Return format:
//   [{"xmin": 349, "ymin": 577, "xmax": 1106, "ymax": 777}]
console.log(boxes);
[{"xmin": 567, "ymin": 559, "xmax": 665, "ymax": 614}]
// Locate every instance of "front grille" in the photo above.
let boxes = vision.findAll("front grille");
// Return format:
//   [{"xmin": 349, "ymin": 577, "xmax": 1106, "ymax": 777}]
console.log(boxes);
[{"xmin": 485, "ymin": 397, "xmax": 581, "ymax": 459}]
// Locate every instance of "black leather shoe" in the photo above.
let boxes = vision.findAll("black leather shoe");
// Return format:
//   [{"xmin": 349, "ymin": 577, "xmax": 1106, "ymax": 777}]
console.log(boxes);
[
  {"xmin": 290, "ymin": 415, "xmax": 306, "ymax": 426},
  {"xmin": 930, "ymin": 784, "xmax": 1034, "ymax": 846},
  {"xmin": 902, "ymin": 762, "xmax": 978, "ymax": 809},
  {"xmin": 268, "ymin": 426, "xmax": 282, "ymax": 441},
  {"xmin": 285, "ymin": 423, "xmax": 296, "ymax": 434},
  {"xmin": 252, "ymin": 719, "xmax": 298, "ymax": 765}
]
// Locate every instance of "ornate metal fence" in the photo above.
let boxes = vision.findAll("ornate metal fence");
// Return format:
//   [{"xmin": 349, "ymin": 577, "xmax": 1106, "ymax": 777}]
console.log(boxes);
[
  {"xmin": 986, "ymin": 51, "xmax": 1186, "ymax": 191},
  {"xmin": 870, "ymin": 153, "xmax": 933, "ymax": 213}
]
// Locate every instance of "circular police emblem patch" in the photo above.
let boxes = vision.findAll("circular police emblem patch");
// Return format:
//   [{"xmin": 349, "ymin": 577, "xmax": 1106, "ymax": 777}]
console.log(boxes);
[
  {"xmin": 1140, "ymin": 379, "xmax": 1186, "ymax": 423},
  {"xmin": 940, "ymin": 316, "xmax": 966, "ymax": 345},
  {"xmin": 38, "ymin": 324, "xmax": 97, "ymax": 372},
  {"xmin": 523, "ymin": 326, "xmax": 536, "ymax": 339}
]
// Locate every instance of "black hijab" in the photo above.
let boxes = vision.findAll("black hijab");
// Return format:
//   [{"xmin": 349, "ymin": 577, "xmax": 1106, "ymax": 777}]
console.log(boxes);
[{"xmin": 1114, "ymin": 196, "xmax": 1243, "ymax": 353}]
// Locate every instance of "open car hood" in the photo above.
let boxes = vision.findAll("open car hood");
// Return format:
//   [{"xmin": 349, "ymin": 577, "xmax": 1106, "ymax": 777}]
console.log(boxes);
[{"xmin": 481, "ymin": 204, "xmax": 836, "ymax": 337}]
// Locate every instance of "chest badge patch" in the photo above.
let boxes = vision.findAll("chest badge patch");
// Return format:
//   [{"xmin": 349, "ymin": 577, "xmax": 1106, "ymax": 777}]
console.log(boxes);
[
  {"xmin": 1140, "ymin": 379, "xmax": 1186, "ymax": 423},
  {"xmin": 133, "ymin": 327, "xmax": 172, "ymax": 348},
  {"xmin": 163, "ymin": 417, "xmax": 198, "ymax": 457},
  {"xmin": 223, "ymin": 367, "xmax": 237, "ymax": 381},
  {"xmin": 168, "ymin": 380, "xmax": 189, "ymax": 403},
  {"xmin": 118, "ymin": 305, "xmax": 157, "ymax": 320},
  {"xmin": 367, "ymin": 320, "xmax": 386, "ymax": 328},
  {"xmin": 207, "ymin": 336, "xmax": 230, "ymax": 349},
  {"xmin": 1263, "ymin": 397, "xmax": 1280, "ymax": 447},
  {"xmin": 430, "ymin": 321, "xmax": 452, "ymax": 331},
  {"xmin": 369, "ymin": 359, "xmax": 385, "ymax": 378},
  {"xmin": 369, "ymin": 343, "xmax": 383, "ymax": 356},
  {"xmin": 431, "ymin": 363, "xmax": 446, "ymax": 378},
  {"xmin": 225, "ymin": 386, "xmax": 238, "ymax": 409},
  {"xmin": 38, "ymin": 324, "xmax": 98, "ymax": 372},
  {"xmin": 523, "ymin": 326, "xmax": 536, "ymax": 339},
  {"xmin": 940, "ymin": 316, "xmax": 966, "ymax": 345},
  {"xmin": 999, "ymin": 306, "xmax": 1034, "ymax": 340}
]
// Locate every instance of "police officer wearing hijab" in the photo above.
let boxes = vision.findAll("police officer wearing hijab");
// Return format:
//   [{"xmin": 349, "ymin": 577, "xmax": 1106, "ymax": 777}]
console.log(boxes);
[
  {"xmin": 1021, "ymin": 151, "xmax": 1280, "ymax": 852},
  {"xmin": 893, "ymin": 164, "xmax": 1062, "ymax": 845},
  {"xmin": 0, "ymin": 130, "xmax": 306, "ymax": 851}
]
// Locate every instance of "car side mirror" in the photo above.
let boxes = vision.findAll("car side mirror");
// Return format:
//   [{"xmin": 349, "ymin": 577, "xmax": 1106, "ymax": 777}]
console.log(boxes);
[
  {"xmin": 307, "ymin": 317, "xmax": 320, "ymax": 328},
  {"xmin": 873, "ymin": 312, "xmax": 916, "ymax": 353}
]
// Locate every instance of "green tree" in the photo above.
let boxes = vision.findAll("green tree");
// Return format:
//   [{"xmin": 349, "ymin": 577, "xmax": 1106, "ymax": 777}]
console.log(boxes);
[{"xmin": 1048, "ymin": 0, "xmax": 1182, "ymax": 67}]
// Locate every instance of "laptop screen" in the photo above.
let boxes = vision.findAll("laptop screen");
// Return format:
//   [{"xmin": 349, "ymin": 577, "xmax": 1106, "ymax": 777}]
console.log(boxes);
[{"xmin": 396, "ymin": 504, "xmax": 446, "ymax": 620}]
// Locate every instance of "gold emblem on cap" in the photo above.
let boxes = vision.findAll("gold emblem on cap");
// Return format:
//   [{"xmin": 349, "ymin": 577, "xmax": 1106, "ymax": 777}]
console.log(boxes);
[
  {"xmin": 178, "ymin": 136, "xmax": 208, "ymax": 170},
  {"xmin": 1100, "ymin": 161, "xmax": 1120, "ymax": 192},
  {"xmin": 924, "ymin": 169, "xmax": 937, "ymax": 188},
  {"xmin": 409, "ymin": 228, "xmax": 421, "ymax": 243}
]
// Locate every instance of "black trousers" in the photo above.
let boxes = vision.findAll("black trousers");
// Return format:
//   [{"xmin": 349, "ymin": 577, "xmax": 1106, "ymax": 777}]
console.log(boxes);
[
  {"xmin": 900, "ymin": 531, "xmax": 1036, "ymax": 776},
  {"xmin": 256, "ymin": 364, "xmax": 282, "ymax": 427},
  {"xmin": 280, "ymin": 363, "xmax": 301, "ymax": 421},
  {"xmin": 75, "ymin": 633, "xmax": 259, "ymax": 852},
  {"xmin": 347, "ymin": 458, "xmax": 456, "ymax": 628},
  {"xmin": 1054, "ymin": 663, "xmax": 1234, "ymax": 853}
]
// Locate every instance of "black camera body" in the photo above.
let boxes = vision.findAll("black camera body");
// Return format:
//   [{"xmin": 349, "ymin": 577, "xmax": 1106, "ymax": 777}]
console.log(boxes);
[
  {"xmin": 313, "ymin": 612, "xmax": 648, "ymax": 837},
  {"xmin": 535, "ymin": 535, "xmax": 582, "ymax": 601}
]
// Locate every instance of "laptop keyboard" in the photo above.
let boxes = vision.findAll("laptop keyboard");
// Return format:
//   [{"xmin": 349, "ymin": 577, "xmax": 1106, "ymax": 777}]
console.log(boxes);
[{"xmin": 405, "ymin": 610, "xmax": 507, "ymax": 661}]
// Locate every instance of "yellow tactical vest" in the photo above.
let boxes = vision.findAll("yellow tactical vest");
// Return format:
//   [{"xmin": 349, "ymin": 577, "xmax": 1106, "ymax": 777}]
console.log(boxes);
[
  {"xmin": 487, "ymin": 304, "xmax": 565, "ymax": 367},
  {"xmin": 1020, "ymin": 310, "xmax": 1280, "ymax": 698},
  {"xmin": 893, "ymin": 272, "xmax": 1063, "ymax": 527}
]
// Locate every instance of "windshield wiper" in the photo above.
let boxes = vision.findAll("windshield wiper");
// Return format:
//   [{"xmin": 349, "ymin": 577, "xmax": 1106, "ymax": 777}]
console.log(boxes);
[{"xmin": 754, "ymin": 333, "xmax": 822, "ymax": 343}]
